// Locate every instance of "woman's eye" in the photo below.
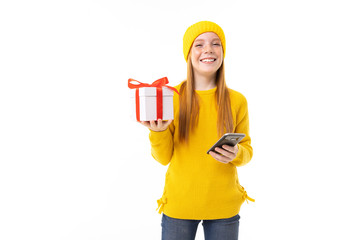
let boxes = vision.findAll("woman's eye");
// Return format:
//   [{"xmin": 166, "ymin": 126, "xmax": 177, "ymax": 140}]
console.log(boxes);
[
  {"xmin": 195, "ymin": 44, "xmax": 202, "ymax": 47},
  {"xmin": 213, "ymin": 43, "xmax": 220, "ymax": 46}
]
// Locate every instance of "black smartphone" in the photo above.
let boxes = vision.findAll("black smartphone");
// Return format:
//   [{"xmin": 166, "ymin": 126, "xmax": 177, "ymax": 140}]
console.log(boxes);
[{"xmin": 206, "ymin": 133, "xmax": 246, "ymax": 154}]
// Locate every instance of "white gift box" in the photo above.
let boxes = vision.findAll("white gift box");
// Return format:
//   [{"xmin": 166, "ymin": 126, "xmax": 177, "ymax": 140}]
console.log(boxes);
[{"xmin": 130, "ymin": 87, "xmax": 174, "ymax": 121}]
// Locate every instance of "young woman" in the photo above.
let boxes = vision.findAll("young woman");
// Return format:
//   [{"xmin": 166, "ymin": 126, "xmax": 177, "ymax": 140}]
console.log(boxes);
[{"xmin": 140, "ymin": 21, "xmax": 254, "ymax": 240}]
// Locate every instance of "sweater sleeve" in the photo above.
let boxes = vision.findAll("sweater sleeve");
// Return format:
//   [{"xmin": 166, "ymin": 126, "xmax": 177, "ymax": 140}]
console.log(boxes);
[
  {"xmin": 148, "ymin": 121, "xmax": 175, "ymax": 166},
  {"xmin": 230, "ymin": 96, "xmax": 253, "ymax": 167}
]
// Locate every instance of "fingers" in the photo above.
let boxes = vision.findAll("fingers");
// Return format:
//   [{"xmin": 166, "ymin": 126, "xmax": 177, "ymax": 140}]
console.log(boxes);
[
  {"xmin": 139, "ymin": 119, "xmax": 172, "ymax": 132},
  {"xmin": 163, "ymin": 119, "xmax": 173, "ymax": 128},
  {"xmin": 139, "ymin": 121, "xmax": 150, "ymax": 128},
  {"xmin": 157, "ymin": 119, "xmax": 172, "ymax": 131},
  {"xmin": 152, "ymin": 119, "xmax": 164, "ymax": 130},
  {"xmin": 150, "ymin": 120, "xmax": 157, "ymax": 129},
  {"xmin": 157, "ymin": 119, "xmax": 164, "ymax": 129},
  {"xmin": 222, "ymin": 145, "xmax": 238, "ymax": 155},
  {"xmin": 214, "ymin": 146, "xmax": 235, "ymax": 158},
  {"xmin": 209, "ymin": 145, "xmax": 238, "ymax": 164}
]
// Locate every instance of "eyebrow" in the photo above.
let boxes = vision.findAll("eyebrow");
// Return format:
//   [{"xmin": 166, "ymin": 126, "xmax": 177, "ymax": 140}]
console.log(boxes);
[{"xmin": 194, "ymin": 38, "xmax": 221, "ymax": 42}]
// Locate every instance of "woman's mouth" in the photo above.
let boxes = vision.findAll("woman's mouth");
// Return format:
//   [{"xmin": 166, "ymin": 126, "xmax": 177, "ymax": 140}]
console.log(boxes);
[{"xmin": 200, "ymin": 58, "xmax": 216, "ymax": 63}]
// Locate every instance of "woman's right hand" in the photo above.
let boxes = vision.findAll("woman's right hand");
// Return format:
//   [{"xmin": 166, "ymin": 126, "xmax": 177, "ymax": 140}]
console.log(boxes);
[{"xmin": 139, "ymin": 119, "xmax": 173, "ymax": 132}]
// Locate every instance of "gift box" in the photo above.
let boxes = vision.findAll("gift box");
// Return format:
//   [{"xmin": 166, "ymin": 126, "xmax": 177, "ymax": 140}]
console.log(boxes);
[{"xmin": 128, "ymin": 77, "xmax": 179, "ymax": 121}]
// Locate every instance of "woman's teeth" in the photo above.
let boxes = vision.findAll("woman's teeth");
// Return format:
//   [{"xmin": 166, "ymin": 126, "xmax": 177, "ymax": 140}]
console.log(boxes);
[{"xmin": 200, "ymin": 59, "xmax": 215, "ymax": 62}]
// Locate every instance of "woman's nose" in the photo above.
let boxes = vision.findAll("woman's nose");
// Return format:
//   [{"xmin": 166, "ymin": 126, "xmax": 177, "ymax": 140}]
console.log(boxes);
[{"xmin": 203, "ymin": 44, "xmax": 213, "ymax": 53}]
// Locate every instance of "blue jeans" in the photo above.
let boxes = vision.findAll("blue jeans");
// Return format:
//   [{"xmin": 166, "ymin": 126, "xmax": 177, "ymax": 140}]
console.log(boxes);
[{"xmin": 161, "ymin": 214, "xmax": 240, "ymax": 240}]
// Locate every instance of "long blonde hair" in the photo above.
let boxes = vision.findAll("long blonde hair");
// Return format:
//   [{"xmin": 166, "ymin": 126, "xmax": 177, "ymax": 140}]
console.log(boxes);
[{"xmin": 178, "ymin": 53, "xmax": 234, "ymax": 143}]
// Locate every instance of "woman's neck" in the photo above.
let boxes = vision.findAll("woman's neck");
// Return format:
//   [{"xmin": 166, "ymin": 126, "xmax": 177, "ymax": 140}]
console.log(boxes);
[{"xmin": 194, "ymin": 72, "xmax": 216, "ymax": 90}]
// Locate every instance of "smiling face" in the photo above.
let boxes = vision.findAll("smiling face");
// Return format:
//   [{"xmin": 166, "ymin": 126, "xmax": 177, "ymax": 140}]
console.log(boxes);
[{"xmin": 190, "ymin": 32, "xmax": 223, "ymax": 78}]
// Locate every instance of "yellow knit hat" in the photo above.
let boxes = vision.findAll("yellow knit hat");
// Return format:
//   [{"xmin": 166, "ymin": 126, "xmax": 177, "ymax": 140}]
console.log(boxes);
[{"xmin": 183, "ymin": 21, "xmax": 226, "ymax": 62}]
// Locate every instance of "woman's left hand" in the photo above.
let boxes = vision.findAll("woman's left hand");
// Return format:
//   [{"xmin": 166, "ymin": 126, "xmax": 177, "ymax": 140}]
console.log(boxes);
[{"xmin": 209, "ymin": 144, "xmax": 239, "ymax": 164}]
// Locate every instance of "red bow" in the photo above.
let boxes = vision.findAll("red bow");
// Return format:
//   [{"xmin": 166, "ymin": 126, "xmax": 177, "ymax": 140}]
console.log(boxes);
[{"xmin": 128, "ymin": 77, "xmax": 179, "ymax": 121}]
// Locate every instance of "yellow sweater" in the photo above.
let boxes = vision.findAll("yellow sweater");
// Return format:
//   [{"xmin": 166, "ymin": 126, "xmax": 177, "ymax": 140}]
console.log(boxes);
[{"xmin": 149, "ymin": 84, "xmax": 253, "ymax": 220}]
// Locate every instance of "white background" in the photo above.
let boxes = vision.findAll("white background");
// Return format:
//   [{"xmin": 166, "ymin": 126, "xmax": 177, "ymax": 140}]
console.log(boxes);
[{"xmin": 1, "ymin": 0, "xmax": 359, "ymax": 239}]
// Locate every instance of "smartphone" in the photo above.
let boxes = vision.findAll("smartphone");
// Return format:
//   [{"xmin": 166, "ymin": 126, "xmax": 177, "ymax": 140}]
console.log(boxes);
[{"xmin": 206, "ymin": 133, "xmax": 246, "ymax": 154}]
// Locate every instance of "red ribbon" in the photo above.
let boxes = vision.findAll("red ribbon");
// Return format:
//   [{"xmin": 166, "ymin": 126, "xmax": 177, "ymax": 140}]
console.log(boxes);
[{"xmin": 128, "ymin": 77, "xmax": 179, "ymax": 121}]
